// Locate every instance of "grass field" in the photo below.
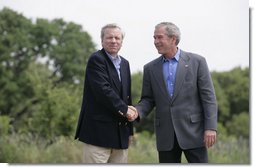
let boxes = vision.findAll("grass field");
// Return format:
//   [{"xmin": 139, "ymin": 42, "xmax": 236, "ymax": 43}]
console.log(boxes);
[{"xmin": 0, "ymin": 132, "xmax": 250, "ymax": 164}]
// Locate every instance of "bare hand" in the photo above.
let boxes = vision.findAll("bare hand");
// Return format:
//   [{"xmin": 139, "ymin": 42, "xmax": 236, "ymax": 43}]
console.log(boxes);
[
  {"xmin": 204, "ymin": 130, "xmax": 217, "ymax": 148},
  {"xmin": 126, "ymin": 106, "xmax": 138, "ymax": 121}
]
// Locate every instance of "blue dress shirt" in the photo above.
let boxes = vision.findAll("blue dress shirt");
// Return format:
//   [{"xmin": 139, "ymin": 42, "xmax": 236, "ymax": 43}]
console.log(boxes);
[
  {"xmin": 106, "ymin": 51, "xmax": 122, "ymax": 81},
  {"xmin": 162, "ymin": 49, "xmax": 180, "ymax": 97}
]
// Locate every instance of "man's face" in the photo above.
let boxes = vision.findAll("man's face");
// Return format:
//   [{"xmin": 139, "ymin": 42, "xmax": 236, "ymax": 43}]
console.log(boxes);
[
  {"xmin": 101, "ymin": 28, "xmax": 123, "ymax": 56},
  {"xmin": 153, "ymin": 26, "xmax": 176, "ymax": 56}
]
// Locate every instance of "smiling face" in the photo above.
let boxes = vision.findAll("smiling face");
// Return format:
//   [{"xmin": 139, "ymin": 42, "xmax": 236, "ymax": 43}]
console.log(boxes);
[
  {"xmin": 101, "ymin": 27, "xmax": 123, "ymax": 56},
  {"xmin": 153, "ymin": 25, "xmax": 177, "ymax": 58}
]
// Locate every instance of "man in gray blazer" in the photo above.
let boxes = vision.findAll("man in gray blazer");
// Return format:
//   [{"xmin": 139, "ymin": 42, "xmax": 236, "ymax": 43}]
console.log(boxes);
[{"xmin": 131, "ymin": 22, "xmax": 218, "ymax": 163}]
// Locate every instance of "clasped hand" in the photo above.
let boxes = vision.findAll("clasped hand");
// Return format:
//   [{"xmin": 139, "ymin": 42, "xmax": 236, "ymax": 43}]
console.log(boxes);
[{"xmin": 126, "ymin": 106, "xmax": 138, "ymax": 122}]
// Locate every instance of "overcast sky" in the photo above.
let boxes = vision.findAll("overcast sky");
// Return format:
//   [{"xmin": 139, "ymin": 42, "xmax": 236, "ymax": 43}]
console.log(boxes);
[{"xmin": 0, "ymin": 0, "xmax": 249, "ymax": 73}]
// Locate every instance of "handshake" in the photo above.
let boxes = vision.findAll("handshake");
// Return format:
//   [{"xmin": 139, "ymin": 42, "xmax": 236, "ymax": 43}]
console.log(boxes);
[{"xmin": 126, "ymin": 106, "xmax": 139, "ymax": 122}]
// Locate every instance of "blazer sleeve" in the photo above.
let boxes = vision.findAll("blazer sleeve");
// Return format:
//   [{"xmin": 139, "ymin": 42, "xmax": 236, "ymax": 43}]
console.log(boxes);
[
  {"xmin": 86, "ymin": 54, "xmax": 128, "ymax": 115},
  {"xmin": 197, "ymin": 57, "xmax": 218, "ymax": 130},
  {"xmin": 135, "ymin": 64, "xmax": 155, "ymax": 118}
]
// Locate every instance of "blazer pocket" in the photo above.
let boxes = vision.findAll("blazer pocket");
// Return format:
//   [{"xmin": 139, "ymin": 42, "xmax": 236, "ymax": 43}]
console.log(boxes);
[{"xmin": 190, "ymin": 114, "xmax": 203, "ymax": 123}]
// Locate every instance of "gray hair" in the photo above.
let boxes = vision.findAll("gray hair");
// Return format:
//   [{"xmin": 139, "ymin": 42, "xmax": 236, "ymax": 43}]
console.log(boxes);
[
  {"xmin": 101, "ymin": 23, "xmax": 125, "ymax": 40},
  {"xmin": 155, "ymin": 22, "xmax": 181, "ymax": 45}
]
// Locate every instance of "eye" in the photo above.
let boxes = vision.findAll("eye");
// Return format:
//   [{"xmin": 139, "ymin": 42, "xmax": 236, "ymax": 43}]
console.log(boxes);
[
  {"xmin": 154, "ymin": 35, "xmax": 163, "ymax": 40},
  {"xmin": 105, "ymin": 36, "xmax": 112, "ymax": 40}
]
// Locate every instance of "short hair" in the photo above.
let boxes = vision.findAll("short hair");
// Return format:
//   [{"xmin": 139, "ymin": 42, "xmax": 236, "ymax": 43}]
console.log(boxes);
[
  {"xmin": 101, "ymin": 23, "xmax": 125, "ymax": 40},
  {"xmin": 155, "ymin": 22, "xmax": 181, "ymax": 45}
]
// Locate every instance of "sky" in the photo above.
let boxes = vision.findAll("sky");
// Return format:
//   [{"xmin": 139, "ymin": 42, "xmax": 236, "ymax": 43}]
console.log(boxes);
[{"xmin": 0, "ymin": 0, "xmax": 250, "ymax": 74}]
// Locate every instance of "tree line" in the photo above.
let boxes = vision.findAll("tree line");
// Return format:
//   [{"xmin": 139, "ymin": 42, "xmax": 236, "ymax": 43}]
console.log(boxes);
[{"xmin": 0, "ymin": 8, "xmax": 249, "ymax": 143}]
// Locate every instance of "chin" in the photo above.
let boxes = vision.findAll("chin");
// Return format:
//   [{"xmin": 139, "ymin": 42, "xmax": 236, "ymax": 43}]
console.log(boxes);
[{"xmin": 157, "ymin": 51, "xmax": 163, "ymax": 54}]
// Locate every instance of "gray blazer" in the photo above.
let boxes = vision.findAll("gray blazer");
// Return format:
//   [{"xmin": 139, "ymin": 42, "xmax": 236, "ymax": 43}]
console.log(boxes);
[{"xmin": 136, "ymin": 50, "xmax": 217, "ymax": 151}]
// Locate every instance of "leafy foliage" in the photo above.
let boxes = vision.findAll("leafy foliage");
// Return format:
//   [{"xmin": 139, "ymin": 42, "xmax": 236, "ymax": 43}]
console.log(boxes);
[
  {"xmin": 225, "ymin": 112, "xmax": 249, "ymax": 139},
  {"xmin": 0, "ymin": 8, "xmax": 95, "ymax": 139},
  {"xmin": 212, "ymin": 67, "xmax": 249, "ymax": 120}
]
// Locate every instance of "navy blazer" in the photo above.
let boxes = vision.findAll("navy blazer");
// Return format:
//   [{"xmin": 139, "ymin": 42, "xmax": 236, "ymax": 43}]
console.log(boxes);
[{"xmin": 75, "ymin": 49, "xmax": 133, "ymax": 149}]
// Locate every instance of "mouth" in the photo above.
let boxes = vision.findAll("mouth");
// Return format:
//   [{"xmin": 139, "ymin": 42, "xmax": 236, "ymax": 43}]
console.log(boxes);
[
  {"xmin": 156, "ymin": 45, "xmax": 162, "ymax": 50},
  {"xmin": 110, "ymin": 45, "xmax": 118, "ymax": 49}
]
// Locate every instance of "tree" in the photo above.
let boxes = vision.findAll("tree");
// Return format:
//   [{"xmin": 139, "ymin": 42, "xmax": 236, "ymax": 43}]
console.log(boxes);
[
  {"xmin": 32, "ymin": 18, "xmax": 95, "ymax": 84},
  {"xmin": 212, "ymin": 67, "xmax": 249, "ymax": 138},
  {"xmin": 0, "ymin": 8, "xmax": 96, "ymax": 138},
  {"xmin": 226, "ymin": 112, "xmax": 249, "ymax": 139},
  {"xmin": 211, "ymin": 78, "xmax": 230, "ymax": 123},
  {"xmin": 212, "ymin": 67, "xmax": 249, "ymax": 122},
  {"xmin": 20, "ymin": 62, "xmax": 81, "ymax": 139},
  {"xmin": 0, "ymin": 7, "xmax": 35, "ymax": 118},
  {"xmin": 131, "ymin": 71, "xmax": 143, "ymax": 104}
]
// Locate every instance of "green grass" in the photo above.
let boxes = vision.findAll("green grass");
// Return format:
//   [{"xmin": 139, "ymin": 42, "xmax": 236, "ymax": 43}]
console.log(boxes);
[
  {"xmin": 0, "ymin": 132, "xmax": 250, "ymax": 164},
  {"xmin": 128, "ymin": 131, "xmax": 158, "ymax": 163}
]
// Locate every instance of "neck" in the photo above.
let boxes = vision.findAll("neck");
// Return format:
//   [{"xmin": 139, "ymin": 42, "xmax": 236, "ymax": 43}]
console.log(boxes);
[
  {"xmin": 164, "ymin": 47, "xmax": 177, "ymax": 59},
  {"xmin": 105, "ymin": 50, "xmax": 118, "ymax": 57}
]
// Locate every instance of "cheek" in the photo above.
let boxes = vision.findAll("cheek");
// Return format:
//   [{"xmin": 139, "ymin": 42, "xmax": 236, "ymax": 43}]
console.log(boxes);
[
  {"xmin": 101, "ymin": 41, "xmax": 107, "ymax": 47},
  {"xmin": 117, "ymin": 41, "xmax": 123, "ymax": 47}
]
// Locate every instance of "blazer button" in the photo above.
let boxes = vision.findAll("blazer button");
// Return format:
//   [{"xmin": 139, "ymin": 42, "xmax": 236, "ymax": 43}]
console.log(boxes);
[
  {"xmin": 127, "ymin": 96, "xmax": 129, "ymax": 99},
  {"xmin": 125, "ymin": 122, "xmax": 127, "ymax": 126},
  {"xmin": 119, "ymin": 122, "xmax": 121, "ymax": 125}
]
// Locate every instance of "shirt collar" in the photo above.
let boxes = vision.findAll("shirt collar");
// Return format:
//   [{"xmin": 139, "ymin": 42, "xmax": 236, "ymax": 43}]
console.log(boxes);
[
  {"xmin": 162, "ymin": 48, "xmax": 181, "ymax": 62},
  {"xmin": 105, "ymin": 50, "xmax": 121, "ymax": 62}
]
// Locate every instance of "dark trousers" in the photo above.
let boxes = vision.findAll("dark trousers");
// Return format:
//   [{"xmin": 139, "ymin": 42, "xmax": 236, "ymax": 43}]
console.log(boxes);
[{"xmin": 158, "ymin": 134, "xmax": 208, "ymax": 163}]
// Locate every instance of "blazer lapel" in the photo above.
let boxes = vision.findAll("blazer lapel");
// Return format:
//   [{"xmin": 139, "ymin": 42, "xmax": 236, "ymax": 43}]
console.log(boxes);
[
  {"xmin": 171, "ymin": 52, "xmax": 190, "ymax": 102},
  {"xmin": 120, "ymin": 60, "xmax": 128, "ymax": 97},
  {"xmin": 151, "ymin": 57, "xmax": 171, "ymax": 101},
  {"xmin": 101, "ymin": 49, "xmax": 122, "ymax": 92},
  {"xmin": 110, "ymin": 66, "xmax": 121, "ymax": 93}
]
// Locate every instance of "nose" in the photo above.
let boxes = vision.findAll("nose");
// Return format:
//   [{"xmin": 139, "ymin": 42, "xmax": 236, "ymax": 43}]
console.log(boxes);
[{"xmin": 111, "ymin": 37, "xmax": 116, "ymax": 43}]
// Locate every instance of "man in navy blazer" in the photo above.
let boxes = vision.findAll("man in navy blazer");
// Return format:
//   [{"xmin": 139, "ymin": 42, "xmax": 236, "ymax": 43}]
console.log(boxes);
[
  {"xmin": 75, "ymin": 24, "xmax": 136, "ymax": 163},
  {"xmin": 132, "ymin": 22, "xmax": 218, "ymax": 163}
]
